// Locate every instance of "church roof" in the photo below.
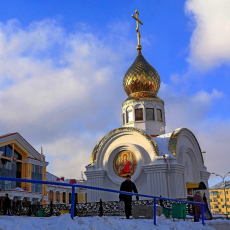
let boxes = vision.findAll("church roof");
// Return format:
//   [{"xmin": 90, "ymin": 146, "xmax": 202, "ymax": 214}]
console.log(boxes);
[
  {"xmin": 153, "ymin": 133, "xmax": 174, "ymax": 157},
  {"xmin": 210, "ymin": 180, "xmax": 230, "ymax": 190}
]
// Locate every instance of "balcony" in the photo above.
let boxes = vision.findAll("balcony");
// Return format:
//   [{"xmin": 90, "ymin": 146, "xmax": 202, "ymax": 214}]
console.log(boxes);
[
  {"xmin": 212, "ymin": 201, "xmax": 219, "ymax": 204},
  {"xmin": 210, "ymin": 194, "xmax": 220, "ymax": 198}
]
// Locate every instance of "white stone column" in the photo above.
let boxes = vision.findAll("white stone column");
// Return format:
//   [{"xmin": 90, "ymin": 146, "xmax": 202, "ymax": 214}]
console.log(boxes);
[
  {"xmin": 85, "ymin": 170, "xmax": 106, "ymax": 202},
  {"xmin": 142, "ymin": 164, "xmax": 168, "ymax": 197},
  {"xmin": 169, "ymin": 164, "xmax": 186, "ymax": 199}
]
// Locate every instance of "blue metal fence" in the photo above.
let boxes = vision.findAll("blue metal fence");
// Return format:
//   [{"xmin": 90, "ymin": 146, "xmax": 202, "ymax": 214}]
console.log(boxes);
[{"xmin": 0, "ymin": 177, "xmax": 206, "ymax": 225}]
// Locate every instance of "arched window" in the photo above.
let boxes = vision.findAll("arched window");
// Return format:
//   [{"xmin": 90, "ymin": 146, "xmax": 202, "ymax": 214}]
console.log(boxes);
[
  {"xmin": 157, "ymin": 109, "xmax": 163, "ymax": 122},
  {"xmin": 146, "ymin": 108, "xmax": 155, "ymax": 121},
  {"xmin": 135, "ymin": 108, "xmax": 143, "ymax": 121},
  {"xmin": 126, "ymin": 110, "xmax": 133, "ymax": 123}
]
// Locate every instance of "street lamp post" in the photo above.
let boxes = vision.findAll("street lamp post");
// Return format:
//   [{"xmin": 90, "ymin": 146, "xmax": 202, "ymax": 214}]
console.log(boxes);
[{"xmin": 212, "ymin": 172, "xmax": 230, "ymax": 218}]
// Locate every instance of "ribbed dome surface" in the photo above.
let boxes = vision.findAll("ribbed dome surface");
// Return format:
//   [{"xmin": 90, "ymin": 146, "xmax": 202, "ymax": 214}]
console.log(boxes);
[{"xmin": 123, "ymin": 51, "xmax": 161, "ymax": 99}]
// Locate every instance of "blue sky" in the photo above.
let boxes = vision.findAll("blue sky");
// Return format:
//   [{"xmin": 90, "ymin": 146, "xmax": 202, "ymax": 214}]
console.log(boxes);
[{"xmin": 0, "ymin": 0, "xmax": 229, "ymax": 186}]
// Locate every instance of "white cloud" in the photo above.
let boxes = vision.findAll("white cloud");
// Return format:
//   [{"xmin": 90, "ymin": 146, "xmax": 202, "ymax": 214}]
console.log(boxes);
[
  {"xmin": 160, "ymin": 83, "xmax": 224, "ymax": 127},
  {"xmin": 0, "ymin": 19, "xmax": 134, "ymax": 178},
  {"xmin": 0, "ymin": 19, "xmax": 133, "ymax": 141},
  {"xmin": 185, "ymin": 0, "xmax": 230, "ymax": 69},
  {"xmin": 43, "ymin": 133, "xmax": 103, "ymax": 178}
]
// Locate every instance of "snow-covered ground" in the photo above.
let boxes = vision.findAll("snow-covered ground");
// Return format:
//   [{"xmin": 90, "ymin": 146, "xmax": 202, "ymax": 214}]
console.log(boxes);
[{"xmin": 0, "ymin": 214, "xmax": 228, "ymax": 230}]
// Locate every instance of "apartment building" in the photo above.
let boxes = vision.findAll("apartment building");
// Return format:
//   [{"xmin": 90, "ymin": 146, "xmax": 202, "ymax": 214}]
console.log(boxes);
[{"xmin": 209, "ymin": 181, "xmax": 230, "ymax": 216}]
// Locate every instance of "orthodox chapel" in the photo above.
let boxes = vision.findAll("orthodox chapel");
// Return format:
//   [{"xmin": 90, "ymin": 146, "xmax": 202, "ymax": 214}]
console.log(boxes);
[{"xmin": 85, "ymin": 10, "xmax": 211, "ymax": 202}]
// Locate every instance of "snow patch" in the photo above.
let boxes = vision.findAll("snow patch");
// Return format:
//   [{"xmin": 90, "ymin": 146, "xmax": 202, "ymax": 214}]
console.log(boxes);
[{"xmin": 0, "ymin": 214, "xmax": 220, "ymax": 230}]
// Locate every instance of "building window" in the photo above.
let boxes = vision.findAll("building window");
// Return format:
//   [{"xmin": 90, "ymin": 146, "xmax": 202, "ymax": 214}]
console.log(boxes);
[
  {"xmin": 126, "ymin": 110, "xmax": 133, "ymax": 123},
  {"xmin": 135, "ymin": 109, "xmax": 143, "ymax": 121},
  {"xmin": 31, "ymin": 164, "xmax": 42, "ymax": 193},
  {"xmin": 210, "ymin": 191, "xmax": 218, "ymax": 196},
  {"xmin": 146, "ymin": 108, "xmax": 154, "ymax": 121},
  {"xmin": 56, "ymin": 191, "xmax": 59, "ymax": 202},
  {"xmin": 50, "ymin": 191, "xmax": 53, "ymax": 202},
  {"xmin": 210, "ymin": 199, "xmax": 212, "ymax": 202},
  {"xmin": 157, "ymin": 109, "xmax": 163, "ymax": 122},
  {"xmin": 75, "ymin": 193, "xmax": 78, "ymax": 203},
  {"xmin": 220, "ymin": 192, "xmax": 223, "ymax": 195},
  {"xmin": 214, "ymin": 199, "xmax": 218, "ymax": 202},
  {"xmin": 214, "ymin": 206, "xmax": 218, "ymax": 209},
  {"xmin": 226, "ymin": 191, "xmax": 229, "ymax": 195},
  {"xmin": 221, "ymin": 198, "xmax": 224, "ymax": 202},
  {"xmin": 227, "ymin": 198, "xmax": 229, "ymax": 201},
  {"xmin": 122, "ymin": 113, "xmax": 125, "ymax": 125},
  {"xmin": 211, "ymin": 206, "xmax": 213, "ymax": 209},
  {"xmin": 222, "ymin": 205, "xmax": 225, "ymax": 208},
  {"xmin": 63, "ymin": 192, "xmax": 66, "ymax": 203},
  {"xmin": 0, "ymin": 145, "xmax": 22, "ymax": 190},
  {"xmin": 69, "ymin": 193, "xmax": 71, "ymax": 204}
]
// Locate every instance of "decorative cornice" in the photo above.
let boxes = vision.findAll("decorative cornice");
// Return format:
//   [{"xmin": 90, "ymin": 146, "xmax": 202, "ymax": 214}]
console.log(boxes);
[
  {"xmin": 122, "ymin": 96, "xmax": 164, "ymax": 107},
  {"xmin": 200, "ymin": 171, "xmax": 211, "ymax": 181},
  {"xmin": 142, "ymin": 164, "xmax": 167, "ymax": 173},
  {"xmin": 90, "ymin": 127, "xmax": 159, "ymax": 163},
  {"xmin": 85, "ymin": 169, "xmax": 106, "ymax": 178},
  {"xmin": 170, "ymin": 164, "xmax": 186, "ymax": 174}
]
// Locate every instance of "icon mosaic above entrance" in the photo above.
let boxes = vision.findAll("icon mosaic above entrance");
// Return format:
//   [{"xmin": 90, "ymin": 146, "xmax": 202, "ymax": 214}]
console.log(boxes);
[{"xmin": 113, "ymin": 150, "xmax": 137, "ymax": 178}]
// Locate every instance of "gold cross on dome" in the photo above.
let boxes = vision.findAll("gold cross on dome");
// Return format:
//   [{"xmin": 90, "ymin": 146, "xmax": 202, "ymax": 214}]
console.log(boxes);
[{"xmin": 131, "ymin": 9, "xmax": 143, "ymax": 50}]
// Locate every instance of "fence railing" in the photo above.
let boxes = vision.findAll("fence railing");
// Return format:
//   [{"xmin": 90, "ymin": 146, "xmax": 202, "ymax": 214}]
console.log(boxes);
[{"xmin": 0, "ymin": 177, "xmax": 207, "ymax": 225}]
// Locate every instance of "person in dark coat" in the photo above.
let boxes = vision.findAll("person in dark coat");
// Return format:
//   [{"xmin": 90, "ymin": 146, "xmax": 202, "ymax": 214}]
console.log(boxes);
[
  {"xmin": 119, "ymin": 175, "xmax": 139, "ymax": 219},
  {"xmin": 193, "ymin": 191, "xmax": 204, "ymax": 222},
  {"xmin": 3, "ymin": 193, "xmax": 11, "ymax": 215}
]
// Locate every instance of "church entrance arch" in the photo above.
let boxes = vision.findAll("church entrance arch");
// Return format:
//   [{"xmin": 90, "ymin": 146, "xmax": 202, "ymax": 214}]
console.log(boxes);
[{"xmin": 181, "ymin": 148, "xmax": 208, "ymax": 199}]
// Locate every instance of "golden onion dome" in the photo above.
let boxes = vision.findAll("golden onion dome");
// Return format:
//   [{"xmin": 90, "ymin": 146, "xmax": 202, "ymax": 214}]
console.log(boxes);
[{"xmin": 123, "ymin": 50, "xmax": 161, "ymax": 99}]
